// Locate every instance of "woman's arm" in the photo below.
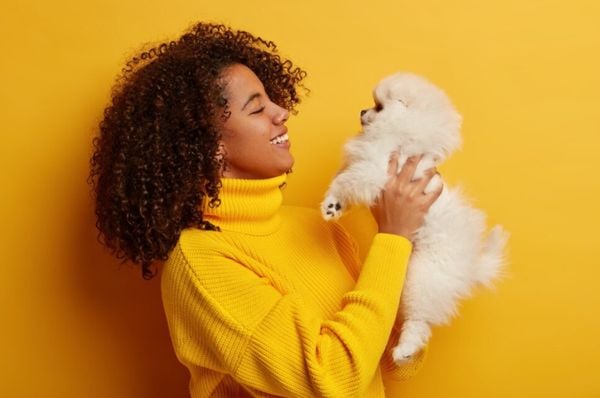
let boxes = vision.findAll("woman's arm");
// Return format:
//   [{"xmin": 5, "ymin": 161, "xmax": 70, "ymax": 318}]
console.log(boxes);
[
  {"xmin": 161, "ymin": 233, "xmax": 413, "ymax": 398},
  {"xmin": 331, "ymin": 221, "xmax": 429, "ymax": 382}
]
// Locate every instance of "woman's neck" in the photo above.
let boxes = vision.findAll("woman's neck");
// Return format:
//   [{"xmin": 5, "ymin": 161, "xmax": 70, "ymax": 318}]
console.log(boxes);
[{"xmin": 202, "ymin": 174, "xmax": 287, "ymax": 235}]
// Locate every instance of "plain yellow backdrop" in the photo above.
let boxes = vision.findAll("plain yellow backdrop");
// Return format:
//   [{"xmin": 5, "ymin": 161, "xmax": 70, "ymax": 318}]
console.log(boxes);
[{"xmin": 1, "ymin": 0, "xmax": 599, "ymax": 397}]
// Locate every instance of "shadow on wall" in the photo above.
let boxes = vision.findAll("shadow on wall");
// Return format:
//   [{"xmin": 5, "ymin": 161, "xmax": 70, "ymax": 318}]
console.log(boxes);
[{"xmin": 73, "ymin": 174, "xmax": 189, "ymax": 397}]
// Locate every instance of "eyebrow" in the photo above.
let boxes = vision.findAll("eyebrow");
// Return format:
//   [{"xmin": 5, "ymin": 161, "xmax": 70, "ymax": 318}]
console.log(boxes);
[{"xmin": 242, "ymin": 93, "xmax": 262, "ymax": 111}]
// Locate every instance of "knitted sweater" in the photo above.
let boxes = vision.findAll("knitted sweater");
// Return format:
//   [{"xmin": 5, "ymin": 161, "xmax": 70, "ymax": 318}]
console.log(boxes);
[{"xmin": 160, "ymin": 173, "xmax": 428, "ymax": 397}]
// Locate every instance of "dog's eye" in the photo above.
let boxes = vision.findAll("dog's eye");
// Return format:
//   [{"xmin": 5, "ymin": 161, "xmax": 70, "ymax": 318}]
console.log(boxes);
[{"xmin": 375, "ymin": 103, "xmax": 383, "ymax": 112}]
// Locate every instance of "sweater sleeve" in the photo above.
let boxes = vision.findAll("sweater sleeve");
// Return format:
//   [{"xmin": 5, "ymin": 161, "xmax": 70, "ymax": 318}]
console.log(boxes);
[
  {"xmin": 331, "ymin": 223, "xmax": 430, "ymax": 381},
  {"xmin": 162, "ymin": 233, "xmax": 413, "ymax": 398}
]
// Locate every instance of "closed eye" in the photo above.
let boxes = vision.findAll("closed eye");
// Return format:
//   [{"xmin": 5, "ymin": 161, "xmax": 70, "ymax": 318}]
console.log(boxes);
[{"xmin": 250, "ymin": 106, "xmax": 265, "ymax": 115}]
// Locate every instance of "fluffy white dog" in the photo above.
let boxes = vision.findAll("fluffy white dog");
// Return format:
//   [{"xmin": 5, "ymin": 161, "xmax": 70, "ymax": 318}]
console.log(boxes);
[{"xmin": 320, "ymin": 72, "xmax": 510, "ymax": 364}]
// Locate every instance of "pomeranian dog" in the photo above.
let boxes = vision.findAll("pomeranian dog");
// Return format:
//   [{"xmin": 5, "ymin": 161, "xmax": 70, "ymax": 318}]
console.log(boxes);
[{"xmin": 320, "ymin": 72, "xmax": 510, "ymax": 364}]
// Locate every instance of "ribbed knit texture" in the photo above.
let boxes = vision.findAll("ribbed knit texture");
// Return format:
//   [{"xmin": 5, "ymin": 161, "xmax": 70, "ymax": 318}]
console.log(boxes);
[{"xmin": 160, "ymin": 173, "xmax": 429, "ymax": 398}]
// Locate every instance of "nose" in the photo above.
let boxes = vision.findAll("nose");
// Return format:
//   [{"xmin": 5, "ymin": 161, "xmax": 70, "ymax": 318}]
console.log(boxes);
[
  {"xmin": 360, "ymin": 109, "xmax": 368, "ymax": 117},
  {"xmin": 275, "ymin": 105, "xmax": 289, "ymax": 125}
]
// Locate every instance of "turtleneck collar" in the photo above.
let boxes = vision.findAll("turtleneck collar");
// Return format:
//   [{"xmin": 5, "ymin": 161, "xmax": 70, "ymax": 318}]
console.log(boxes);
[{"xmin": 202, "ymin": 173, "xmax": 287, "ymax": 235}]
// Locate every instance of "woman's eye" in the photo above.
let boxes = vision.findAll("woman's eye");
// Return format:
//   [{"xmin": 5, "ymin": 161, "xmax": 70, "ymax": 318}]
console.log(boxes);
[{"xmin": 250, "ymin": 106, "xmax": 265, "ymax": 115}]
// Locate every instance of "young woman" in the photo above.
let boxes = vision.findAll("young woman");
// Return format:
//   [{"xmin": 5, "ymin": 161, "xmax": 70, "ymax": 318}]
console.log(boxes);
[{"xmin": 89, "ymin": 22, "xmax": 443, "ymax": 397}]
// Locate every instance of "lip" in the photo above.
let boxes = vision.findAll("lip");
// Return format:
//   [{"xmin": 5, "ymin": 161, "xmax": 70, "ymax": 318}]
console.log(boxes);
[
  {"xmin": 270, "ymin": 127, "xmax": 288, "ymax": 141},
  {"xmin": 273, "ymin": 140, "xmax": 291, "ymax": 149}
]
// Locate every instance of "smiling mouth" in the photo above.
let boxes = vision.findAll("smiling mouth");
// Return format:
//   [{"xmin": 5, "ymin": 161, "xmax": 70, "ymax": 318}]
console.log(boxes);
[{"xmin": 269, "ymin": 133, "xmax": 289, "ymax": 145}]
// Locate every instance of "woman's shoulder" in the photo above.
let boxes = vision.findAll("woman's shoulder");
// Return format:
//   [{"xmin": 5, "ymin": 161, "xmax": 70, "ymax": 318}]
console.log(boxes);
[
  {"xmin": 176, "ymin": 227, "xmax": 231, "ymax": 255},
  {"xmin": 163, "ymin": 227, "xmax": 227, "ymax": 269},
  {"xmin": 161, "ymin": 227, "xmax": 245, "ymax": 289}
]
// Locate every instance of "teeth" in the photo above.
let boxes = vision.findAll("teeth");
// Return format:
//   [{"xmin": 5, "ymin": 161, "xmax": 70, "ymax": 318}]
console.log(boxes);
[{"xmin": 270, "ymin": 133, "xmax": 289, "ymax": 145}]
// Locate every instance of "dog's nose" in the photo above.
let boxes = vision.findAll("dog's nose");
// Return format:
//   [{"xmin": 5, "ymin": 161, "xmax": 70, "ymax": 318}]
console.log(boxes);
[{"xmin": 360, "ymin": 109, "xmax": 367, "ymax": 117}]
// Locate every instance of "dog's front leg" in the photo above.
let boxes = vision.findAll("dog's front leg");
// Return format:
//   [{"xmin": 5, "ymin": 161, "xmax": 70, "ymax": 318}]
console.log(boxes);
[
  {"xmin": 320, "ymin": 168, "xmax": 350, "ymax": 221},
  {"xmin": 321, "ymin": 160, "xmax": 388, "ymax": 220}
]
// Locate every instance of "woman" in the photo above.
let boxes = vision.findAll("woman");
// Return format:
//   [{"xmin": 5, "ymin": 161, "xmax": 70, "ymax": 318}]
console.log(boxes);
[{"xmin": 89, "ymin": 22, "xmax": 443, "ymax": 397}]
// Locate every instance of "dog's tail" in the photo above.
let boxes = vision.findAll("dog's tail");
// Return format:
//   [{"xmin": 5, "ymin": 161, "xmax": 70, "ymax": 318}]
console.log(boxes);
[{"xmin": 475, "ymin": 225, "xmax": 511, "ymax": 290}]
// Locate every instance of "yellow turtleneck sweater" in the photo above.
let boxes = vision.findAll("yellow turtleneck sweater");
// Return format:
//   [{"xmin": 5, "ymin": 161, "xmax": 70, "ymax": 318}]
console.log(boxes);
[{"xmin": 160, "ymin": 174, "xmax": 428, "ymax": 398}]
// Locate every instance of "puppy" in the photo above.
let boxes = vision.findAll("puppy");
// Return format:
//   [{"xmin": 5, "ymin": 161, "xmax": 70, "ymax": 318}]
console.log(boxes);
[{"xmin": 321, "ymin": 72, "xmax": 510, "ymax": 364}]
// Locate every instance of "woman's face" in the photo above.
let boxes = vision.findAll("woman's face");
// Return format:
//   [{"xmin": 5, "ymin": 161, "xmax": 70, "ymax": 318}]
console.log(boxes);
[{"xmin": 217, "ymin": 63, "xmax": 292, "ymax": 179}]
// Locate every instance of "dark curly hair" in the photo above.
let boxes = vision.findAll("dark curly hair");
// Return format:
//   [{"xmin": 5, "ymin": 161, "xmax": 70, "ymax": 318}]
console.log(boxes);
[{"xmin": 88, "ymin": 22, "xmax": 307, "ymax": 279}]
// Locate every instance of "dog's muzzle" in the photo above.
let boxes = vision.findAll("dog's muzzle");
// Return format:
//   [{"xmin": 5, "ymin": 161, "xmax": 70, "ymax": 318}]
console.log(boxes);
[{"xmin": 360, "ymin": 109, "xmax": 369, "ymax": 125}]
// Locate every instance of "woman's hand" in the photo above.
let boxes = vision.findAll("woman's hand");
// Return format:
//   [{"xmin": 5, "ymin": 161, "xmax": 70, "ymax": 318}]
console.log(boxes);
[{"xmin": 370, "ymin": 152, "xmax": 443, "ymax": 242}]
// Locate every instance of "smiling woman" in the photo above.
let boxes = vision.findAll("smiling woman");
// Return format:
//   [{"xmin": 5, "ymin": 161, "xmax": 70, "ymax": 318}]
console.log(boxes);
[
  {"xmin": 218, "ymin": 63, "xmax": 293, "ymax": 179},
  {"xmin": 88, "ymin": 21, "xmax": 438, "ymax": 398}
]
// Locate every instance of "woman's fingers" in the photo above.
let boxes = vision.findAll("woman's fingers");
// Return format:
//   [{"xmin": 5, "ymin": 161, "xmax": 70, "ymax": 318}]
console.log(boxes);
[
  {"xmin": 396, "ymin": 154, "xmax": 423, "ymax": 186},
  {"xmin": 423, "ymin": 179, "xmax": 444, "ymax": 206},
  {"xmin": 412, "ymin": 167, "xmax": 438, "ymax": 196},
  {"xmin": 373, "ymin": 152, "xmax": 443, "ymax": 238},
  {"xmin": 387, "ymin": 151, "xmax": 399, "ymax": 176}
]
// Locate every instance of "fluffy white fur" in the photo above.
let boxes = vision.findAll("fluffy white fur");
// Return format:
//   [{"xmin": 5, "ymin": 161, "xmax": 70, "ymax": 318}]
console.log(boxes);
[{"xmin": 320, "ymin": 72, "xmax": 510, "ymax": 365}]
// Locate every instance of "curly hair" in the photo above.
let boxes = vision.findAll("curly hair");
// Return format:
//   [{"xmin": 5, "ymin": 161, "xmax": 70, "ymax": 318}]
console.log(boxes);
[{"xmin": 88, "ymin": 22, "xmax": 307, "ymax": 279}]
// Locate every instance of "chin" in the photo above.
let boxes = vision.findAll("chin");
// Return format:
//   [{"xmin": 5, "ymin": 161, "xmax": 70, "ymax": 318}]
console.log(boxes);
[
  {"xmin": 320, "ymin": 71, "xmax": 510, "ymax": 365},
  {"xmin": 279, "ymin": 156, "xmax": 294, "ymax": 175}
]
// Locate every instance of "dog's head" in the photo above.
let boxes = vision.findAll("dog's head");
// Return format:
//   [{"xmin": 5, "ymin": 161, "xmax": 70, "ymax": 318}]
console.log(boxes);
[{"xmin": 360, "ymin": 72, "xmax": 463, "ymax": 160}]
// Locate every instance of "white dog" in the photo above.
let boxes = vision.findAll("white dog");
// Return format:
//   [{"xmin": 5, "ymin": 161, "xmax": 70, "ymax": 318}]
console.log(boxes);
[{"xmin": 320, "ymin": 72, "xmax": 510, "ymax": 364}]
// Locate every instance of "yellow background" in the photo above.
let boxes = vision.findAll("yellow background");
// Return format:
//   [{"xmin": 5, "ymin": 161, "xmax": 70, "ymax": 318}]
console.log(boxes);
[{"xmin": 1, "ymin": 0, "xmax": 599, "ymax": 397}]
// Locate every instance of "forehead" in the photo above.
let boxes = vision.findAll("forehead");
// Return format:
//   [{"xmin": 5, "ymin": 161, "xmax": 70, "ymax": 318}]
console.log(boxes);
[
  {"xmin": 221, "ymin": 64, "xmax": 265, "ymax": 102},
  {"xmin": 373, "ymin": 85, "xmax": 386, "ymax": 102}
]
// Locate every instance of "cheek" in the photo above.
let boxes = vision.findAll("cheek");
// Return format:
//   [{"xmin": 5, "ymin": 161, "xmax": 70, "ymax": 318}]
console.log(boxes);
[
  {"xmin": 221, "ymin": 113, "xmax": 273, "ymax": 152},
  {"xmin": 222, "ymin": 128, "xmax": 269, "ymax": 160}
]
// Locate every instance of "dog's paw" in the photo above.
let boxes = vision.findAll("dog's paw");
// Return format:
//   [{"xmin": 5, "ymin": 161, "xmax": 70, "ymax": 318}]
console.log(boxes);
[
  {"xmin": 320, "ymin": 195, "xmax": 344, "ymax": 220},
  {"xmin": 391, "ymin": 340, "xmax": 422, "ymax": 365}
]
